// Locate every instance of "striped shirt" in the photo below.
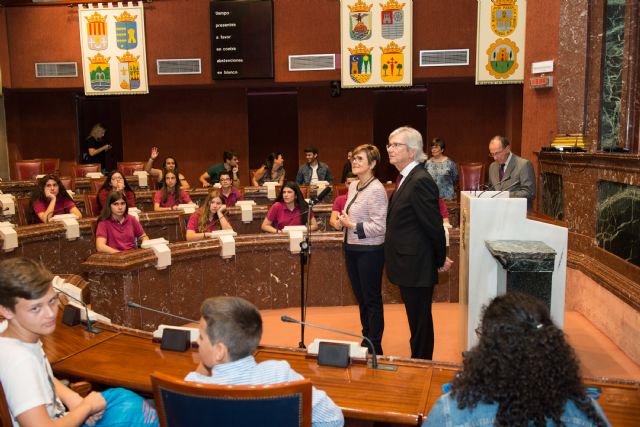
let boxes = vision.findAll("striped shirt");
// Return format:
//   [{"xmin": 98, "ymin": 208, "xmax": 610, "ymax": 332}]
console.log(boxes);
[
  {"xmin": 185, "ymin": 356, "xmax": 344, "ymax": 427},
  {"xmin": 344, "ymin": 178, "xmax": 387, "ymax": 245}
]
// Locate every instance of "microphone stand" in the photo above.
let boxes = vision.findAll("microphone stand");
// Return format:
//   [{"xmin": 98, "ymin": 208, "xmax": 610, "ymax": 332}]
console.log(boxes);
[{"xmin": 298, "ymin": 198, "xmax": 314, "ymax": 349}]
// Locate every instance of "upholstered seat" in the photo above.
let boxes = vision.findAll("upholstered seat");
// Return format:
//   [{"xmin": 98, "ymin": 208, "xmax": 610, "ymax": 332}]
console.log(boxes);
[
  {"xmin": 36, "ymin": 158, "xmax": 60, "ymax": 176},
  {"xmin": 72, "ymin": 163, "xmax": 101, "ymax": 178},
  {"xmin": 14, "ymin": 160, "xmax": 43, "ymax": 180},
  {"xmin": 458, "ymin": 162, "xmax": 485, "ymax": 191},
  {"xmin": 151, "ymin": 371, "xmax": 312, "ymax": 427},
  {"xmin": 117, "ymin": 162, "xmax": 145, "ymax": 176}
]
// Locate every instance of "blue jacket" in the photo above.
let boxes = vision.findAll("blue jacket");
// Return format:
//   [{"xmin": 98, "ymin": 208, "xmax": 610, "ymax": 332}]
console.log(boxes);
[
  {"xmin": 424, "ymin": 393, "xmax": 610, "ymax": 427},
  {"xmin": 296, "ymin": 161, "xmax": 333, "ymax": 184}
]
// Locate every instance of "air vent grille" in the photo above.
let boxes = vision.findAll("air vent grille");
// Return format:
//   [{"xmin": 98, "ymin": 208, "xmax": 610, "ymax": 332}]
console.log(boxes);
[
  {"xmin": 156, "ymin": 59, "xmax": 202, "ymax": 75},
  {"xmin": 35, "ymin": 62, "xmax": 78, "ymax": 78},
  {"xmin": 288, "ymin": 54, "xmax": 335, "ymax": 71},
  {"xmin": 419, "ymin": 49, "xmax": 469, "ymax": 67}
]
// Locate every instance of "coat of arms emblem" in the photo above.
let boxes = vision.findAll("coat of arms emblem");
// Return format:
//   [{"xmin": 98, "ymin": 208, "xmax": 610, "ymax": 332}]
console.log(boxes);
[
  {"xmin": 348, "ymin": 43, "xmax": 374, "ymax": 84},
  {"xmin": 491, "ymin": 0, "xmax": 518, "ymax": 37},
  {"xmin": 348, "ymin": 0, "xmax": 373, "ymax": 40},
  {"xmin": 379, "ymin": 41, "xmax": 405, "ymax": 82},
  {"xmin": 88, "ymin": 53, "xmax": 111, "ymax": 91},
  {"xmin": 380, "ymin": 0, "xmax": 405, "ymax": 40},
  {"xmin": 485, "ymin": 38, "xmax": 519, "ymax": 79},
  {"xmin": 115, "ymin": 11, "xmax": 138, "ymax": 50},
  {"xmin": 117, "ymin": 51, "xmax": 141, "ymax": 90},
  {"xmin": 85, "ymin": 12, "xmax": 108, "ymax": 51}
]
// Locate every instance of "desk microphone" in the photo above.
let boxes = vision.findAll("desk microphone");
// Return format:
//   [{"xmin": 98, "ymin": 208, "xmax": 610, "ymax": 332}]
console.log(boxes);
[
  {"xmin": 475, "ymin": 183, "xmax": 494, "ymax": 199},
  {"xmin": 281, "ymin": 315, "xmax": 378, "ymax": 369},
  {"xmin": 54, "ymin": 286, "xmax": 101, "ymax": 334},
  {"xmin": 127, "ymin": 301, "xmax": 198, "ymax": 324},
  {"xmin": 491, "ymin": 180, "xmax": 520, "ymax": 199},
  {"xmin": 310, "ymin": 186, "xmax": 332, "ymax": 205}
]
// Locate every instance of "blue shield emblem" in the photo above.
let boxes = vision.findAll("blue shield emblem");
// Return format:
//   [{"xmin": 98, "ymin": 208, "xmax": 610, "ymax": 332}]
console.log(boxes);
[{"xmin": 116, "ymin": 21, "xmax": 138, "ymax": 50}]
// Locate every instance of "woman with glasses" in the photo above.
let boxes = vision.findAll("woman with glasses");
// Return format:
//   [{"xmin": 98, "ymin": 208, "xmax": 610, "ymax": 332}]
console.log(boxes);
[
  {"xmin": 96, "ymin": 170, "xmax": 136, "ymax": 210},
  {"xmin": 424, "ymin": 293, "xmax": 610, "ymax": 427},
  {"xmin": 336, "ymin": 144, "xmax": 388, "ymax": 355},
  {"xmin": 425, "ymin": 137, "xmax": 458, "ymax": 201}
]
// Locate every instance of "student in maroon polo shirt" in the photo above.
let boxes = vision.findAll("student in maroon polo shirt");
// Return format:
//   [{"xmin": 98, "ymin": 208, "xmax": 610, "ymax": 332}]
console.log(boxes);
[
  {"xmin": 261, "ymin": 181, "xmax": 318, "ymax": 233},
  {"xmin": 96, "ymin": 191, "xmax": 148, "ymax": 253},
  {"xmin": 185, "ymin": 189, "xmax": 234, "ymax": 241},
  {"xmin": 153, "ymin": 171, "xmax": 192, "ymax": 211},
  {"xmin": 218, "ymin": 171, "xmax": 243, "ymax": 207},
  {"xmin": 31, "ymin": 175, "xmax": 82, "ymax": 224}
]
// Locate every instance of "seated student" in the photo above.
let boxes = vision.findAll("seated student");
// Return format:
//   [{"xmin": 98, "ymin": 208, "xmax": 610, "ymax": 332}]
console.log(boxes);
[
  {"xmin": 261, "ymin": 181, "xmax": 318, "ymax": 233},
  {"xmin": 153, "ymin": 171, "xmax": 192, "ymax": 212},
  {"xmin": 184, "ymin": 296, "xmax": 344, "ymax": 427},
  {"xmin": 0, "ymin": 256, "xmax": 159, "ymax": 427},
  {"xmin": 186, "ymin": 190, "xmax": 233, "ymax": 241},
  {"xmin": 218, "ymin": 171, "xmax": 243, "ymax": 207},
  {"xmin": 329, "ymin": 173, "xmax": 357, "ymax": 230},
  {"xmin": 251, "ymin": 152, "xmax": 285, "ymax": 186},
  {"xmin": 424, "ymin": 292, "xmax": 611, "ymax": 427},
  {"xmin": 31, "ymin": 175, "xmax": 82, "ymax": 224},
  {"xmin": 144, "ymin": 147, "xmax": 190, "ymax": 190},
  {"xmin": 96, "ymin": 191, "xmax": 148, "ymax": 254},
  {"xmin": 96, "ymin": 170, "xmax": 136, "ymax": 210},
  {"xmin": 199, "ymin": 150, "xmax": 240, "ymax": 188}
]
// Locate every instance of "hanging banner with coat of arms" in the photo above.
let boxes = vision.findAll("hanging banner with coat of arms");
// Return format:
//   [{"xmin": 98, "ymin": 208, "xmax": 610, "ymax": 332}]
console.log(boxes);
[
  {"xmin": 78, "ymin": 3, "xmax": 148, "ymax": 96},
  {"xmin": 340, "ymin": 0, "xmax": 413, "ymax": 89},
  {"xmin": 476, "ymin": 0, "xmax": 526, "ymax": 85}
]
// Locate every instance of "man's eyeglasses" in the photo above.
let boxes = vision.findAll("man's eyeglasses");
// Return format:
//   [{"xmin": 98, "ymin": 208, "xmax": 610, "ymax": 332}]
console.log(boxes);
[
  {"xmin": 386, "ymin": 142, "xmax": 407, "ymax": 150},
  {"xmin": 489, "ymin": 149, "xmax": 505, "ymax": 158}
]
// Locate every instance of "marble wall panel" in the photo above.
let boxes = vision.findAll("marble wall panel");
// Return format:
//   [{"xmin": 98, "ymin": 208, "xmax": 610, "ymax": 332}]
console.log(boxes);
[
  {"xmin": 306, "ymin": 246, "xmax": 344, "ymax": 307},
  {"xmin": 168, "ymin": 261, "xmax": 202, "ymax": 323},
  {"xmin": 269, "ymin": 250, "xmax": 303, "ymax": 309},
  {"xmin": 541, "ymin": 172, "xmax": 564, "ymax": 220},
  {"xmin": 597, "ymin": 181, "xmax": 640, "ymax": 266},
  {"xmin": 235, "ymin": 246, "xmax": 274, "ymax": 308}
]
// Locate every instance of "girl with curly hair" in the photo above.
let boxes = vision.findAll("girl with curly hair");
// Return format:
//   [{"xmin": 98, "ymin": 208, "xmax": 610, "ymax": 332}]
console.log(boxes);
[
  {"xmin": 424, "ymin": 292, "xmax": 610, "ymax": 427},
  {"xmin": 31, "ymin": 175, "xmax": 82, "ymax": 223},
  {"xmin": 185, "ymin": 189, "xmax": 233, "ymax": 241}
]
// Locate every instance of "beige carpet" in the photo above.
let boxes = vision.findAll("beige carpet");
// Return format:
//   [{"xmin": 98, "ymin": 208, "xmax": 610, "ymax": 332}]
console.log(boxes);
[{"xmin": 260, "ymin": 303, "xmax": 640, "ymax": 381}]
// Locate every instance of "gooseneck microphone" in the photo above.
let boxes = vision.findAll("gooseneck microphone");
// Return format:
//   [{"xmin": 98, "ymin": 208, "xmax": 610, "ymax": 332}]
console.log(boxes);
[
  {"xmin": 281, "ymin": 315, "xmax": 378, "ymax": 369},
  {"xmin": 127, "ymin": 301, "xmax": 198, "ymax": 324},
  {"xmin": 309, "ymin": 186, "xmax": 332, "ymax": 205},
  {"xmin": 491, "ymin": 180, "xmax": 521, "ymax": 198},
  {"xmin": 54, "ymin": 286, "xmax": 101, "ymax": 334}
]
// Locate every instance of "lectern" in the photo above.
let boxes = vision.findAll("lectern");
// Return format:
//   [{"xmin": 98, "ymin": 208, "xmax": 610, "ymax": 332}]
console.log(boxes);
[{"xmin": 458, "ymin": 191, "xmax": 568, "ymax": 349}]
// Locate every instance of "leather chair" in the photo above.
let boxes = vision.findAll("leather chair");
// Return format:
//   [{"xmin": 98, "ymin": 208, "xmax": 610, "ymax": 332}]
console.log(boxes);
[
  {"xmin": 14, "ymin": 160, "xmax": 43, "ymax": 180},
  {"xmin": 59, "ymin": 176, "xmax": 74, "ymax": 192},
  {"xmin": 151, "ymin": 372, "xmax": 312, "ymax": 427},
  {"xmin": 36, "ymin": 158, "xmax": 60, "ymax": 176},
  {"xmin": 458, "ymin": 162, "xmax": 485, "ymax": 191},
  {"xmin": 84, "ymin": 194, "xmax": 101, "ymax": 217},
  {"xmin": 72, "ymin": 163, "xmax": 101, "ymax": 178},
  {"xmin": 16, "ymin": 197, "xmax": 35, "ymax": 225},
  {"xmin": 334, "ymin": 184, "xmax": 348, "ymax": 197},
  {"xmin": 117, "ymin": 161, "xmax": 144, "ymax": 176},
  {"xmin": 89, "ymin": 178, "xmax": 104, "ymax": 194}
]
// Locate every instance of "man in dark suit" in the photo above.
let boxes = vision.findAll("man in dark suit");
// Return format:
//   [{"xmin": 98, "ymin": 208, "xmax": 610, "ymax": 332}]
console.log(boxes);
[
  {"xmin": 385, "ymin": 126, "xmax": 452, "ymax": 360},
  {"xmin": 487, "ymin": 135, "xmax": 536, "ymax": 210}
]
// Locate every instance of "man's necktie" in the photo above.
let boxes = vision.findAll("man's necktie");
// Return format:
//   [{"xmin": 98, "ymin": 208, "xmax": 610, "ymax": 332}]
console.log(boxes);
[{"xmin": 499, "ymin": 164, "xmax": 505, "ymax": 181}]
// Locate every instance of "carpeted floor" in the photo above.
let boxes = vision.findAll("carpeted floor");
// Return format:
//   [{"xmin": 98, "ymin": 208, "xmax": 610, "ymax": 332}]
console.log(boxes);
[{"xmin": 260, "ymin": 303, "xmax": 640, "ymax": 381}]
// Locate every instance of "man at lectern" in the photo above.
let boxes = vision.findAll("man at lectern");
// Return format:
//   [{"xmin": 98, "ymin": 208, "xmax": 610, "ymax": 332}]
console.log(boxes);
[
  {"xmin": 385, "ymin": 126, "xmax": 452, "ymax": 360},
  {"xmin": 487, "ymin": 135, "xmax": 536, "ymax": 210}
]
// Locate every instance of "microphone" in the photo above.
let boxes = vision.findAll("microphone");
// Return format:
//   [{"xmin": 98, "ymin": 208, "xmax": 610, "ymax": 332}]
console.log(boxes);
[
  {"xmin": 281, "ymin": 315, "xmax": 378, "ymax": 369},
  {"xmin": 491, "ymin": 180, "xmax": 520, "ymax": 198},
  {"xmin": 54, "ymin": 286, "xmax": 101, "ymax": 334},
  {"xmin": 475, "ymin": 183, "xmax": 494, "ymax": 198},
  {"xmin": 310, "ymin": 186, "xmax": 332, "ymax": 205},
  {"xmin": 127, "ymin": 301, "xmax": 198, "ymax": 324}
]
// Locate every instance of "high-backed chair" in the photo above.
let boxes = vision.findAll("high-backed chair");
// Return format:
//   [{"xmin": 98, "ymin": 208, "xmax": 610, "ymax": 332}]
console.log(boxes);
[
  {"xmin": 89, "ymin": 178, "xmax": 104, "ymax": 194},
  {"xmin": 84, "ymin": 194, "xmax": 101, "ymax": 217},
  {"xmin": 72, "ymin": 163, "xmax": 101, "ymax": 178},
  {"xmin": 334, "ymin": 184, "xmax": 348, "ymax": 197},
  {"xmin": 16, "ymin": 197, "xmax": 35, "ymax": 225},
  {"xmin": 59, "ymin": 176, "xmax": 74, "ymax": 192},
  {"xmin": 117, "ymin": 161, "xmax": 144, "ymax": 176},
  {"xmin": 151, "ymin": 372, "xmax": 312, "ymax": 427},
  {"xmin": 14, "ymin": 160, "xmax": 43, "ymax": 180},
  {"xmin": 458, "ymin": 162, "xmax": 485, "ymax": 191},
  {"xmin": 0, "ymin": 382, "xmax": 12, "ymax": 427},
  {"xmin": 36, "ymin": 158, "xmax": 60, "ymax": 176}
]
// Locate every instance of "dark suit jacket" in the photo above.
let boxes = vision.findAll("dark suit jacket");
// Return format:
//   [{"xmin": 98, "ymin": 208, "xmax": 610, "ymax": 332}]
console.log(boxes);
[
  {"xmin": 488, "ymin": 153, "xmax": 536, "ymax": 209},
  {"xmin": 385, "ymin": 165, "xmax": 446, "ymax": 288}
]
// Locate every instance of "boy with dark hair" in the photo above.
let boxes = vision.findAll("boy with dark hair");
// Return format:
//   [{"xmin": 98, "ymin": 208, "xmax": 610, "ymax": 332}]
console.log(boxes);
[
  {"xmin": 200, "ymin": 150, "xmax": 240, "ymax": 188},
  {"xmin": 296, "ymin": 146, "xmax": 333, "ymax": 185},
  {"xmin": 218, "ymin": 170, "xmax": 243, "ymax": 207},
  {"xmin": 0, "ymin": 257, "xmax": 158, "ymax": 427},
  {"xmin": 185, "ymin": 296, "xmax": 344, "ymax": 427}
]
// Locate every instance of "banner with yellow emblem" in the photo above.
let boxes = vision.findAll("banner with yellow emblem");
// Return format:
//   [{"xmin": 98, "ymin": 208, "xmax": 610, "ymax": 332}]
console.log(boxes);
[
  {"xmin": 476, "ymin": 0, "xmax": 526, "ymax": 85},
  {"xmin": 78, "ymin": 3, "xmax": 148, "ymax": 96},
  {"xmin": 340, "ymin": 0, "xmax": 412, "ymax": 89}
]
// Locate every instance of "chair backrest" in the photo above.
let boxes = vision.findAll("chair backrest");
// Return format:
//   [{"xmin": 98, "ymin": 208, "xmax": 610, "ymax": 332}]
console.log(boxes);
[
  {"xmin": 458, "ymin": 162, "xmax": 485, "ymax": 191},
  {"xmin": 59, "ymin": 176, "xmax": 74, "ymax": 192},
  {"xmin": 85, "ymin": 194, "xmax": 101, "ymax": 217},
  {"xmin": 117, "ymin": 162, "xmax": 145, "ymax": 176},
  {"xmin": 151, "ymin": 372, "xmax": 312, "ymax": 427},
  {"xmin": 14, "ymin": 160, "xmax": 43, "ymax": 180},
  {"xmin": 36, "ymin": 158, "xmax": 60, "ymax": 176},
  {"xmin": 16, "ymin": 197, "xmax": 35, "ymax": 225},
  {"xmin": 334, "ymin": 184, "xmax": 348, "ymax": 197},
  {"xmin": 298, "ymin": 185, "xmax": 309, "ymax": 199},
  {"xmin": 0, "ymin": 382, "xmax": 13, "ymax": 427},
  {"xmin": 90, "ymin": 178, "xmax": 104, "ymax": 194},
  {"xmin": 72, "ymin": 163, "xmax": 101, "ymax": 178}
]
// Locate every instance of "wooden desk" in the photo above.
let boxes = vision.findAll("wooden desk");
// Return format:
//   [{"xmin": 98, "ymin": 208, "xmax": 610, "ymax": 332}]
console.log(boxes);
[{"xmin": 48, "ymin": 328, "xmax": 640, "ymax": 426}]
